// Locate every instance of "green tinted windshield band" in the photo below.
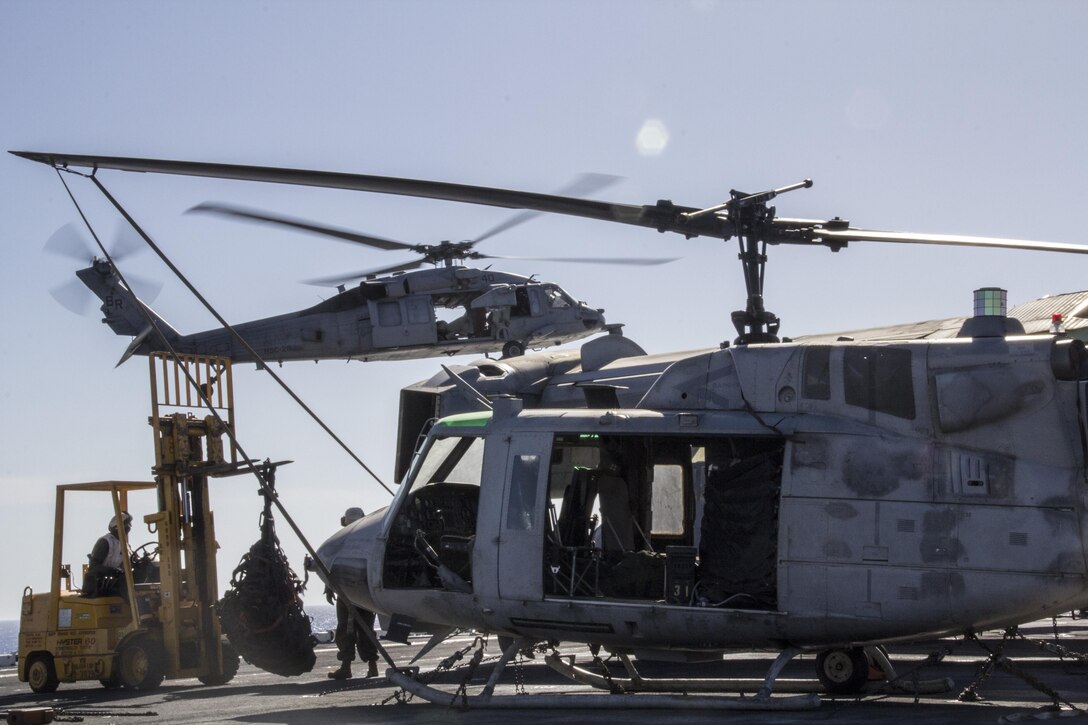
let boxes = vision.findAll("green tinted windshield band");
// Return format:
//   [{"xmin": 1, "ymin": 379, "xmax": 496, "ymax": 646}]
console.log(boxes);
[{"xmin": 437, "ymin": 412, "xmax": 492, "ymax": 428}]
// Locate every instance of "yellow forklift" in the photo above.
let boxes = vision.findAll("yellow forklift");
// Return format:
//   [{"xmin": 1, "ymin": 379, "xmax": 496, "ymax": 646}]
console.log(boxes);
[{"xmin": 18, "ymin": 354, "xmax": 244, "ymax": 692}]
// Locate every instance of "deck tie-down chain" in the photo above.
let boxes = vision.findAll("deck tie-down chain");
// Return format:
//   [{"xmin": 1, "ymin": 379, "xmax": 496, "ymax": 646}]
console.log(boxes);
[
  {"xmin": 959, "ymin": 627, "xmax": 1082, "ymax": 714},
  {"xmin": 380, "ymin": 635, "xmax": 495, "ymax": 706}
]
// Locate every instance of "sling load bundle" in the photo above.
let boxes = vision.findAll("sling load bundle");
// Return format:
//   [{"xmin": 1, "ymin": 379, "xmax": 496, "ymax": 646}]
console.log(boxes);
[{"xmin": 217, "ymin": 472, "xmax": 316, "ymax": 677}]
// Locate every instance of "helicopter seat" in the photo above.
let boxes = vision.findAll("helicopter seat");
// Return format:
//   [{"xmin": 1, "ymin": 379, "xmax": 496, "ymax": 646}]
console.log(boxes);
[
  {"xmin": 595, "ymin": 471, "xmax": 635, "ymax": 553},
  {"xmin": 547, "ymin": 468, "xmax": 601, "ymax": 597},
  {"xmin": 555, "ymin": 468, "xmax": 597, "ymax": 548}
]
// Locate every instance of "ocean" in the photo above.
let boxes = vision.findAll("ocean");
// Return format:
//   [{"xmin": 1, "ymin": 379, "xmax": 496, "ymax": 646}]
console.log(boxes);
[
  {"xmin": 0, "ymin": 620, "xmax": 16, "ymax": 657},
  {"xmin": 0, "ymin": 603, "xmax": 338, "ymax": 658}
]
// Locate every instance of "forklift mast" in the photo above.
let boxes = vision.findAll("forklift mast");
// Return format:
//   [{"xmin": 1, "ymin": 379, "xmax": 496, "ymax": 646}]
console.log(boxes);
[{"xmin": 146, "ymin": 353, "xmax": 236, "ymax": 679}]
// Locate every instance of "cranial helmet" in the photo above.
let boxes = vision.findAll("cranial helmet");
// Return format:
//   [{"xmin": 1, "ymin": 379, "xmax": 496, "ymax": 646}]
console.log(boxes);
[
  {"xmin": 341, "ymin": 507, "xmax": 365, "ymax": 526},
  {"xmin": 109, "ymin": 511, "xmax": 134, "ymax": 531}
]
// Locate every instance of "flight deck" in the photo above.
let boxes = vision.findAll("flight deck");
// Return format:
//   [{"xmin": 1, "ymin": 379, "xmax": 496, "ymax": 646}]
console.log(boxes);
[{"xmin": 2, "ymin": 614, "xmax": 1086, "ymax": 724}]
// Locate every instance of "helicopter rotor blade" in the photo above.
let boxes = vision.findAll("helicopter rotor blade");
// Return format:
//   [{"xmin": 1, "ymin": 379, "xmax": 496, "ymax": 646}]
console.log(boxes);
[
  {"xmin": 49, "ymin": 278, "xmax": 94, "ymax": 315},
  {"xmin": 471, "ymin": 173, "xmax": 622, "ymax": 245},
  {"xmin": 124, "ymin": 271, "xmax": 164, "ymax": 303},
  {"xmin": 302, "ymin": 258, "xmax": 425, "ymax": 287},
  {"xmin": 30, "ymin": 153, "xmax": 1088, "ymax": 258},
  {"xmin": 188, "ymin": 202, "xmax": 416, "ymax": 252},
  {"xmin": 44, "ymin": 222, "xmax": 148, "ymax": 263},
  {"xmin": 814, "ymin": 228, "xmax": 1088, "ymax": 255},
  {"xmin": 45, "ymin": 223, "xmax": 161, "ymax": 314},
  {"xmin": 12, "ymin": 152, "xmax": 695, "ymax": 236},
  {"xmin": 44, "ymin": 223, "xmax": 93, "ymax": 261},
  {"xmin": 473, "ymin": 252, "xmax": 679, "ymax": 266}
]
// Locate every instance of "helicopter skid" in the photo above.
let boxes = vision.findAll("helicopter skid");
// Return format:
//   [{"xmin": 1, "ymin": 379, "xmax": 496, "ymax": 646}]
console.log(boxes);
[
  {"xmin": 385, "ymin": 666, "xmax": 821, "ymax": 710},
  {"xmin": 544, "ymin": 650, "xmax": 953, "ymax": 697}
]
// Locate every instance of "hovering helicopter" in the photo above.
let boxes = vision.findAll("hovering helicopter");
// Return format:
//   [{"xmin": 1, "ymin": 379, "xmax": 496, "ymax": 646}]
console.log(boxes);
[
  {"xmin": 13, "ymin": 150, "xmax": 1088, "ymax": 707},
  {"xmin": 49, "ymin": 178, "xmax": 678, "ymax": 366}
]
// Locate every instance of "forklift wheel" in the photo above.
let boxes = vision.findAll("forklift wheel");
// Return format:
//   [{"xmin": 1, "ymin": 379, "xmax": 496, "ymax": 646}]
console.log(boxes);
[
  {"xmin": 99, "ymin": 671, "xmax": 122, "ymax": 689},
  {"xmin": 118, "ymin": 637, "xmax": 165, "ymax": 690},
  {"xmin": 27, "ymin": 653, "xmax": 60, "ymax": 694},
  {"xmin": 198, "ymin": 642, "xmax": 240, "ymax": 686}
]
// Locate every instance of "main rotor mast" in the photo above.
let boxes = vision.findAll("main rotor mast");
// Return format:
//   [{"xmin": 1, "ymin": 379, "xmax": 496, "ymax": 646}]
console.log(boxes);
[{"xmin": 681, "ymin": 179, "xmax": 813, "ymax": 345}]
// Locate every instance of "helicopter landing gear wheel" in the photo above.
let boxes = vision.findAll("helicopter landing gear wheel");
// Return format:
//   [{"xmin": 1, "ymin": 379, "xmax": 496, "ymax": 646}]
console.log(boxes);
[
  {"xmin": 502, "ymin": 340, "xmax": 525, "ymax": 358},
  {"xmin": 815, "ymin": 647, "xmax": 870, "ymax": 694},
  {"xmin": 27, "ymin": 653, "xmax": 59, "ymax": 693},
  {"xmin": 117, "ymin": 637, "xmax": 165, "ymax": 690}
]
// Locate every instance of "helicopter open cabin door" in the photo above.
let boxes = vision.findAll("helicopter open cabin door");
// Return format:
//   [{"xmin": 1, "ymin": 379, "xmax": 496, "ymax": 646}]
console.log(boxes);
[
  {"xmin": 496, "ymin": 432, "xmax": 552, "ymax": 601},
  {"xmin": 368, "ymin": 295, "xmax": 437, "ymax": 348}
]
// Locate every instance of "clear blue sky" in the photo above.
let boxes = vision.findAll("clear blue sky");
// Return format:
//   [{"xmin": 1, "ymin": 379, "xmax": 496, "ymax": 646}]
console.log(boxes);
[{"xmin": 2, "ymin": 0, "xmax": 1087, "ymax": 621}]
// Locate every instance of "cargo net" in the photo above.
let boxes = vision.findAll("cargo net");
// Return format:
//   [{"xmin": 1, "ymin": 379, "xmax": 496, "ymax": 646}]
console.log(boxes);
[{"xmin": 218, "ymin": 503, "xmax": 316, "ymax": 677}]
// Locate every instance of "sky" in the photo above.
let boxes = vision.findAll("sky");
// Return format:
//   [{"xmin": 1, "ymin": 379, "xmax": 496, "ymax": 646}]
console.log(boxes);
[{"xmin": 2, "ymin": 0, "xmax": 1088, "ymax": 622}]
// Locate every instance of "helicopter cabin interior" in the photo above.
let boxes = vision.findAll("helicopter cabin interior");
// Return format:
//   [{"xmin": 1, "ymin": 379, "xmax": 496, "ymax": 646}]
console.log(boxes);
[{"xmin": 382, "ymin": 427, "xmax": 785, "ymax": 611}]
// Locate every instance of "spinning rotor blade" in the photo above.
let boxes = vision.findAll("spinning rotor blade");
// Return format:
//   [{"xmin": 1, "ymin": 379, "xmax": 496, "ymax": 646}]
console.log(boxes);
[
  {"xmin": 44, "ymin": 223, "xmax": 162, "ymax": 314},
  {"xmin": 50, "ymin": 278, "xmax": 94, "ymax": 315},
  {"xmin": 188, "ymin": 202, "xmax": 415, "ymax": 252},
  {"xmin": 44, "ymin": 224, "xmax": 94, "ymax": 261},
  {"xmin": 472, "ymin": 173, "xmax": 621, "ymax": 244},
  {"xmin": 474, "ymin": 253, "xmax": 679, "ymax": 266},
  {"xmin": 45, "ymin": 222, "xmax": 146, "ymax": 263},
  {"xmin": 303, "ymin": 258, "xmax": 424, "ymax": 287}
]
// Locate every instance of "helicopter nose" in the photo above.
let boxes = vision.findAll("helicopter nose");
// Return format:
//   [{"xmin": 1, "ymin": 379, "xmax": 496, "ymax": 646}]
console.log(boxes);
[
  {"xmin": 315, "ymin": 508, "xmax": 385, "ymax": 612},
  {"xmin": 581, "ymin": 306, "xmax": 606, "ymax": 329}
]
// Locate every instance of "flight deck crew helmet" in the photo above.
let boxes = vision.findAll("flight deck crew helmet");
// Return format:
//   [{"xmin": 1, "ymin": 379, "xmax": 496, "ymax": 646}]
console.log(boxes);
[
  {"xmin": 341, "ymin": 507, "xmax": 365, "ymax": 527},
  {"xmin": 109, "ymin": 511, "xmax": 134, "ymax": 531}
]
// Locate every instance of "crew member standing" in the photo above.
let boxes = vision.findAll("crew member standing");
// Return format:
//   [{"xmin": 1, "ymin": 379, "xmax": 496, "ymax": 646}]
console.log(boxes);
[
  {"xmin": 85, "ymin": 512, "xmax": 133, "ymax": 597},
  {"xmin": 328, "ymin": 507, "xmax": 379, "ymax": 679}
]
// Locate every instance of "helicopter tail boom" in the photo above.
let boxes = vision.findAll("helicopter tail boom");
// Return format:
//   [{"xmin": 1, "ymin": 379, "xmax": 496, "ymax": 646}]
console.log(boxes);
[{"xmin": 76, "ymin": 262, "xmax": 179, "ymax": 361}]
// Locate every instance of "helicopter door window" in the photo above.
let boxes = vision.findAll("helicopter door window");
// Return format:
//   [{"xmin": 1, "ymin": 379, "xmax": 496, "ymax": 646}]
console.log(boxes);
[
  {"xmin": 405, "ymin": 297, "xmax": 433, "ymax": 325},
  {"xmin": 376, "ymin": 301, "xmax": 402, "ymax": 326},
  {"xmin": 506, "ymin": 455, "xmax": 541, "ymax": 531},
  {"xmin": 512, "ymin": 288, "xmax": 532, "ymax": 317},
  {"xmin": 527, "ymin": 286, "xmax": 546, "ymax": 316}
]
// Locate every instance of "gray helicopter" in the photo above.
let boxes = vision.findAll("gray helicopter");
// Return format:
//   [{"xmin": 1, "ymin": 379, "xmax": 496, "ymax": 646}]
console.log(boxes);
[
  {"xmin": 14, "ymin": 150, "xmax": 1088, "ymax": 707},
  {"xmin": 47, "ymin": 184, "xmax": 677, "ymax": 366}
]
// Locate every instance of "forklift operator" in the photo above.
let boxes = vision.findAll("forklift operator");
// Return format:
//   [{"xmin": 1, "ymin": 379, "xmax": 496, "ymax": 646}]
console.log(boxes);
[{"xmin": 84, "ymin": 512, "xmax": 133, "ymax": 598}]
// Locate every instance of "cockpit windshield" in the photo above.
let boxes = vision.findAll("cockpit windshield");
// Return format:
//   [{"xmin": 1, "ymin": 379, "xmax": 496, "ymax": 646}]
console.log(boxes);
[
  {"xmin": 409, "ymin": 435, "xmax": 485, "ymax": 493},
  {"xmin": 385, "ymin": 433, "xmax": 485, "ymax": 590},
  {"xmin": 544, "ymin": 283, "xmax": 574, "ymax": 309}
]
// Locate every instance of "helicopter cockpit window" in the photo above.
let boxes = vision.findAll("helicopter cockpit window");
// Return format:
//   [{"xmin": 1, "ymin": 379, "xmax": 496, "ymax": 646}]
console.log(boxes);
[
  {"xmin": 843, "ymin": 347, "xmax": 916, "ymax": 420},
  {"xmin": 544, "ymin": 284, "xmax": 572, "ymax": 309},
  {"xmin": 409, "ymin": 435, "xmax": 485, "ymax": 492},
  {"xmin": 383, "ymin": 434, "xmax": 484, "ymax": 590}
]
